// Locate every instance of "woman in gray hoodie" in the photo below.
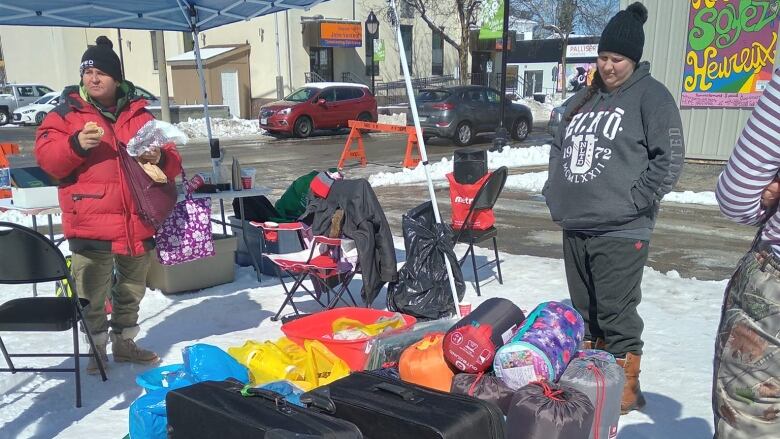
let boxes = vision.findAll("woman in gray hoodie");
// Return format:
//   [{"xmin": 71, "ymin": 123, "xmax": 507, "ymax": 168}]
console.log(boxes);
[{"xmin": 543, "ymin": 2, "xmax": 684, "ymax": 414}]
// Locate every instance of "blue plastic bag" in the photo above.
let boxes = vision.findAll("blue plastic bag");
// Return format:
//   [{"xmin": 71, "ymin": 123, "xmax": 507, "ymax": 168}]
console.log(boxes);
[
  {"xmin": 259, "ymin": 380, "xmax": 306, "ymax": 407},
  {"xmin": 183, "ymin": 343, "xmax": 250, "ymax": 383},
  {"xmin": 129, "ymin": 388, "xmax": 169, "ymax": 439},
  {"xmin": 136, "ymin": 363, "xmax": 195, "ymax": 393}
]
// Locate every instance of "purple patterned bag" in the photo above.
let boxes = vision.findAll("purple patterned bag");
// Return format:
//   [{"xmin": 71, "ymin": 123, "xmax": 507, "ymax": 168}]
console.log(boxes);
[
  {"xmin": 154, "ymin": 175, "xmax": 215, "ymax": 265},
  {"xmin": 493, "ymin": 301, "xmax": 584, "ymax": 390}
]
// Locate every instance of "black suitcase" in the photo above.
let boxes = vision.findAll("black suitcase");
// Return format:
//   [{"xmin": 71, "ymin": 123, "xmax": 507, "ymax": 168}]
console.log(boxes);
[
  {"xmin": 302, "ymin": 371, "xmax": 505, "ymax": 439},
  {"xmin": 166, "ymin": 380, "xmax": 364, "ymax": 439}
]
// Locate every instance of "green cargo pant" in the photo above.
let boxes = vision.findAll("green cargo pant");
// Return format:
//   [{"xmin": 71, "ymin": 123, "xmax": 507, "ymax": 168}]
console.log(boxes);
[
  {"xmin": 71, "ymin": 249, "xmax": 151, "ymax": 337},
  {"xmin": 713, "ymin": 247, "xmax": 780, "ymax": 438}
]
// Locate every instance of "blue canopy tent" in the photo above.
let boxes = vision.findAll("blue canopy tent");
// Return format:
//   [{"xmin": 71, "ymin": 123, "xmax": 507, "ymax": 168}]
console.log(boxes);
[{"xmin": 0, "ymin": 0, "xmax": 329, "ymax": 181}]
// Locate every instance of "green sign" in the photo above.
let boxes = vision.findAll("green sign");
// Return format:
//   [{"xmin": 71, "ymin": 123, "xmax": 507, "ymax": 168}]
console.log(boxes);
[
  {"xmin": 479, "ymin": 0, "xmax": 503, "ymax": 40},
  {"xmin": 373, "ymin": 39, "xmax": 385, "ymax": 62}
]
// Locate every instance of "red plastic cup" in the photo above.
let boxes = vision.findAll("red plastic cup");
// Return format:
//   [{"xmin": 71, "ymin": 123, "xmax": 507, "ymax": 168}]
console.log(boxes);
[
  {"xmin": 458, "ymin": 301, "xmax": 472, "ymax": 317},
  {"xmin": 241, "ymin": 175, "xmax": 252, "ymax": 189}
]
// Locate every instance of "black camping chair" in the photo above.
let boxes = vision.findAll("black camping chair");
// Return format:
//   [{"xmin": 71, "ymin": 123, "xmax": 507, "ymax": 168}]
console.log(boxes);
[
  {"xmin": 0, "ymin": 222, "xmax": 107, "ymax": 407},
  {"xmin": 453, "ymin": 166, "xmax": 508, "ymax": 297}
]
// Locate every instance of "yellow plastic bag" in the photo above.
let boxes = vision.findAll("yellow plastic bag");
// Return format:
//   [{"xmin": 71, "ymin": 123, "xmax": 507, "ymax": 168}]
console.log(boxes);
[
  {"xmin": 303, "ymin": 340, "xmax": 351, "ymax": 388},
  {"xmin": 331, "ymin": 313, "xmax": 406, "ymax": 339},
  {"xmin": 228, "ymin": 338, "xmax": 311, "ymax": 389}
]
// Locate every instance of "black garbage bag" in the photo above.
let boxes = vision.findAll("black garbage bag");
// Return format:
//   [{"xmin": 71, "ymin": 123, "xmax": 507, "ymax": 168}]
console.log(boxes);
[{"xmin": 387, "ymin": 201, "xmax": 465, "ymax": 320}]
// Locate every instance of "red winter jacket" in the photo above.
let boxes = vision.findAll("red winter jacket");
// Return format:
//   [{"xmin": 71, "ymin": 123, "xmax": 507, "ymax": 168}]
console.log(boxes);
[{"xmin": 34, "ymin": 89, "xmax": 182, "ymax": 256}]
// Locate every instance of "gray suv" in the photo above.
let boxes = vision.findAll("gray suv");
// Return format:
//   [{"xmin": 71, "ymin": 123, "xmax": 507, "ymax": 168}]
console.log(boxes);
[{"xmin": 414, "ymin": 85, "xmax": 533, "ymax": 146}]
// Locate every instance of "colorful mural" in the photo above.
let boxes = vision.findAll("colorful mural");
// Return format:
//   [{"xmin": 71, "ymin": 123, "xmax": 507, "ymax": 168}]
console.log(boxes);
[{"xmin": 681, "ymin": 0, "xmax": 780, "ymax": 108}]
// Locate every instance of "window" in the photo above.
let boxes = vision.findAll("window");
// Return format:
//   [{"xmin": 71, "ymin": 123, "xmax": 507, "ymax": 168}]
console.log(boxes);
[
  {"xmin": 150, "ymin": 31, "xmax": 159, "ymax": 71},
  {"xmin": 318, "ymin": 88, "xmax": 336, "ymax": 102},
  {"xmin": 285, "ymin": 87, "xmax": 319, "ymax": 102},
  {"xmin": 400, "ymin": 25, "xmax": 413, "ymax": 75},
  {"xmin": 431, "ymin": 30, "xmax": 444, "ymax": 76},
  {"xmin": 17, "ymin": 86, "xmax": 34, "ymax": 97},
  {"xmin": 417, "ymin": 90, "xmax": 450, "ymax": 102},
  {"xmin": 183, "ymin": 32, "xmax": 195, "ymax": 52},
  {"xmin": 36, "ymin": 86, "xmax": 53, "ymax": 95},
  {"xmin": 485, "ymin": 89, "xmax": 500, "ymax": 104},
  {"xmin": 523, "ymin": 70, "xmax": 543, "ymax": 97},
  {"xmin": 136, "ymin": 86, "xmax": 156, "ymax": 100},
  {"xmin": 334, "ymin": 87, "xmax": 363, "ymax": 101},
  {"xmin": 461, "ymin": 89, "xmax": 484, "ymax": 103}
]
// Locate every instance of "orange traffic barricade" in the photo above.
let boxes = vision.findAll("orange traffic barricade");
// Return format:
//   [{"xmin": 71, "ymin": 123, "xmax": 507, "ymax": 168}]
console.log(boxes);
[{"xmin": 337, "ymin": 120, "xmax": 422, "ymax": 170}]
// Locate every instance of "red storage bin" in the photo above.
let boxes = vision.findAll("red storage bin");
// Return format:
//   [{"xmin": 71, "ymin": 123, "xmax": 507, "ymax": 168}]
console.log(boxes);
[{"xmin": 281, "ymin": 308, "xmax": 417, "ymax": 370}]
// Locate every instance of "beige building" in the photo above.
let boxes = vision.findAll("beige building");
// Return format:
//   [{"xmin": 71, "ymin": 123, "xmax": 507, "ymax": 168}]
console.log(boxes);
[{"xmin": 0, "ymin": 0, "xmax": 480, "ymax": 118}]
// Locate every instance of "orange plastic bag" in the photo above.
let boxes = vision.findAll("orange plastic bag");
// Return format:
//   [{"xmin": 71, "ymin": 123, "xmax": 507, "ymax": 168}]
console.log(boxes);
[{"xmin": 399, "ymin": 332, "xmax": 455, "ymax": 392}]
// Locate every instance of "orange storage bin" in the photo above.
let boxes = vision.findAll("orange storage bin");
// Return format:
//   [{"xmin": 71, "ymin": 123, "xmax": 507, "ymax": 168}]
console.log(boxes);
[
  {"xmin": 399, "ymin": 332, "xmax": 455, "ymax": 392},
  {"xmin": 281, "ymin": 307, "xmax": 416, "ymax": 371}
]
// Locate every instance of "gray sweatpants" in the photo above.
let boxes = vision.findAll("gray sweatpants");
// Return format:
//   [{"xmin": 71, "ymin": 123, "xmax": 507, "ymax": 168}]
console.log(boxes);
[
  {"xmin": 71, "ymin": 249, "xmax": 151, "ymax": 337},
  {"xmin": 562, "ymin": 231, "xmax": 648, "ymax": 357},
  {"xmin": 713, "ymin": 247, "xmax": 780, "ymax": 438}
]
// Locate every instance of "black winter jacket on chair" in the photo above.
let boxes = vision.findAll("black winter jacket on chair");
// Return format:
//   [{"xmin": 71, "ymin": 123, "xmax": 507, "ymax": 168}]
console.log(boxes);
[{"xmin": 301, "ymin": 179, "xmax": 397, "ymax": 305}]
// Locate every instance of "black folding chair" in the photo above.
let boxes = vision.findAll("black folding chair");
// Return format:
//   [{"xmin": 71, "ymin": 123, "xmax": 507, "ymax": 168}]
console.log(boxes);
[
  {"xmin": 453, "ymin": 166, "xmax": 508, "ymax": 297},
  {"xmin": 0, "ymin": 221, "xmax": 107, "ymax": 408}
]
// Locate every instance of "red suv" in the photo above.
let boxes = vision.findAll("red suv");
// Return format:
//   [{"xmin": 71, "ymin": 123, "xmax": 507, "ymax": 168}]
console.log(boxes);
[{"xmin": 259, "ymin": 83, "xmax": 378, "ymax": 138}]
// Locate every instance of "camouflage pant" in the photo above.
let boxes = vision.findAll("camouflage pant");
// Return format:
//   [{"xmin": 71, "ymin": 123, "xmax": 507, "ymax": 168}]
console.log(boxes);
[{"xmin": 713, "ymin": 247, "xmax": 780, "ymax": 438}]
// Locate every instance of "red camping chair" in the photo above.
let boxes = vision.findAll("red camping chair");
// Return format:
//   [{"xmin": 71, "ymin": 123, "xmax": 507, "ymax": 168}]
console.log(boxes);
[{"xmin": 266, "ymin": 233, "xmax": 360, "ymax": 322}]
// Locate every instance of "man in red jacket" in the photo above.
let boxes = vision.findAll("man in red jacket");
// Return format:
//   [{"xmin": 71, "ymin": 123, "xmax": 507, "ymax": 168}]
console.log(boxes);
[{"xmin": 35, "ymin": 36, "xmax": 182, "ymax": 375}]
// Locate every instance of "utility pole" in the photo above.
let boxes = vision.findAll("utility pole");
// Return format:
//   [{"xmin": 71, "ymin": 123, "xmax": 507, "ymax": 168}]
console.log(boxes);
[
  {"xmin": 155, "ymin": 31, "xmax": 171, "ymax": 122},
  {"xmin": 274, "ymin": 14, "xmax": 284, "ymax": 99}
]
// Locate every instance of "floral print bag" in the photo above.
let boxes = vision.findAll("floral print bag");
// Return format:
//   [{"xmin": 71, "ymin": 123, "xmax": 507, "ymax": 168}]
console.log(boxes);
[{"xmin": 154, "ymin": 174, "xmax": 215, "ymax": 265}]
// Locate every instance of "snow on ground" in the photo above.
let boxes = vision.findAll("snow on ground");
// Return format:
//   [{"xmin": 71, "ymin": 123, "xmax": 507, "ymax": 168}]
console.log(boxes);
[
  {"xmin": 0, "ymin": 231, "xmax": 723, "ymax": 438},
  {"xmin": 368, "ymin": 144, "xmax": 551, "ymax": 187},
  {"xmin": 0, "ymin": 208, "xmax": 62, "ymax": 227},
  {"xmin": 377, "ymin": 112, "xmax": 407, "ymax": 126},
  {"xmin": 175, "ymin": 117, "xmax": 271, "ymax": 140}
]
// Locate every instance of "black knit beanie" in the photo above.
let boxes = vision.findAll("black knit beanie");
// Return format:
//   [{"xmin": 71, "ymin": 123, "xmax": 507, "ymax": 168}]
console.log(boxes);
[
  {"xmin": 597, "ymin": 2, "xmax": 648, "ymax": 63},
  {"xmin": 80, "ymin": 36, "xmax": 123, "ymax": 81}
]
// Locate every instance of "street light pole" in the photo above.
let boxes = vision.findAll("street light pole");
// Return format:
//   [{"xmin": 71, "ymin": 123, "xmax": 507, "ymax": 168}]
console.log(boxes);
[
  {"xmin": 493, "ymin": 0, "xmax": 511, "ymax": 151},
  {"xmin": 365, "ymin": 11, "xmax": 379, "ymax": 96}
]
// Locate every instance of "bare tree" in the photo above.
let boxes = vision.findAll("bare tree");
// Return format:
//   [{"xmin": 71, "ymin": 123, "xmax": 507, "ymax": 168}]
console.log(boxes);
[
  {"xmin": 514, "ymin": 0, "xmax": 618, "ymax": 97},
  {"xmin": 378, "ymin": 0, "xmax": 482, "ymax": 84}
]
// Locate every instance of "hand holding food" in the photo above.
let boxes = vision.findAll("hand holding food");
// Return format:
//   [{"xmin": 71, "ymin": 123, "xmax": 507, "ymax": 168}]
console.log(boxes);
[{"xmin": 78, "ymin": 121, "xmax": 104, "ymax": 150}]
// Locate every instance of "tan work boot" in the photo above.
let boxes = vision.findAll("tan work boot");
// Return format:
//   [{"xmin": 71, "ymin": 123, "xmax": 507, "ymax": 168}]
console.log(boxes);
[
  {"xmin": 580, "ymin": 337, "xmax": 606, "ymax": 350},
  {"xmin": 86, "ymin": 332, "xmax": 109, "ymax": 376},
  {"xmin": 617, "ymin": 352, "xmax": 646, "ymax": 414},
  {"xmin": 110, "ymin": 330, "xmax": 160, "ymax": 364}
]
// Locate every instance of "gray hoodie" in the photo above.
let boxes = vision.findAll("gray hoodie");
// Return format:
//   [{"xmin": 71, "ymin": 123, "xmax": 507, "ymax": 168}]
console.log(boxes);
[{"xmin": 543, "ymin": 62, "xmax": 685, "ymax": 236}]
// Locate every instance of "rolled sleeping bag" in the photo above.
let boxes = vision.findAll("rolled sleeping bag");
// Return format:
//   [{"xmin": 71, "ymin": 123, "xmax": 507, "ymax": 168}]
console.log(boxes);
[
  {"xmin": 450, "ymin": 372, "xmax": 516, "ymax": 416},
  {"xmin": 558, "ymin": 357, "xmax": 624, "ymax": 439},
  {"xmin": 493, "ymin": 301, "xmax": 583, "ymax": 390},
  {"xmin": 443, "ymin": 297, "xmax": 526, "ymax": 373},
  {"xmin": 506, "ymin": 380, "xmax": 594, "ymax": 439},
  {"xmin": 399, "ymin": 332, "xmax": 455, "ymax": 392}
]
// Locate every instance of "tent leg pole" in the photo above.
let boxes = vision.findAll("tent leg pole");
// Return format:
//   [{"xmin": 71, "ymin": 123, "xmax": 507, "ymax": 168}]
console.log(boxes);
[{"xmin": 390, "ymin": 0, "xmax": 462, "ymax": 318}]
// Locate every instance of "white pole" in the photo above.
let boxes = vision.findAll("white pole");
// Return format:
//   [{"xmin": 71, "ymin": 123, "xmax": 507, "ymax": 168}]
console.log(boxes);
[
  {"xmin": 191, "ymin": 28, "xmax": 222, "ymax": 183},
  {"xmin": 389, "ymin": 0, "xmax": 462, "ymax": 318},
  {"xmin": 177, "ymin": 0, "xmax": 221, "ymax": 183}
]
